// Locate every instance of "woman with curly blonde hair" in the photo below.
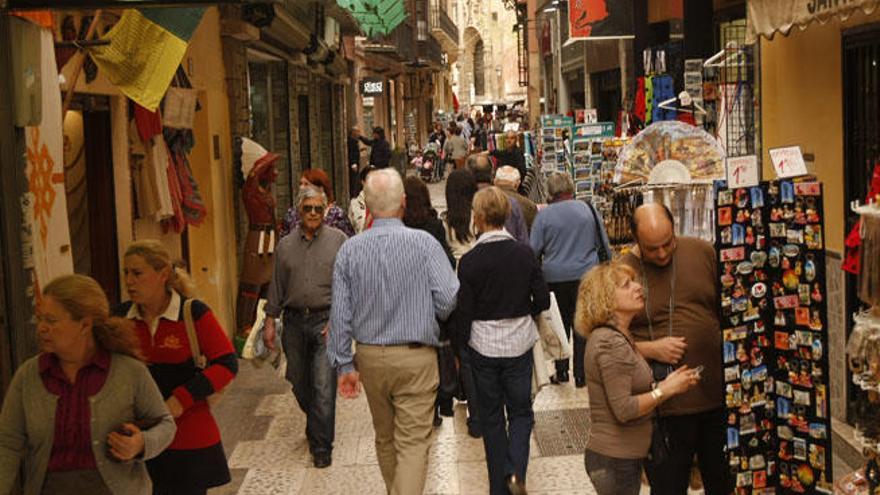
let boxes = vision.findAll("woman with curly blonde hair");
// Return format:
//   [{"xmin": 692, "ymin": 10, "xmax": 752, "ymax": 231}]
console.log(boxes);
[{"xmin": 576, "ymin": 262, "xmax": 700, "ymax": 495}]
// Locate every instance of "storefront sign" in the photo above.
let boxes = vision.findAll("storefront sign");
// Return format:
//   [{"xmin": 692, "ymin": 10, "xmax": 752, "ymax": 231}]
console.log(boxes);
[
  {"xmin": 568, "ymin": 0, "xmax": 634, "ymax": 40},
  {"xmin": 360, "ymin": 78, "xmax": 385, "ymax": 97},
  {"xmin": 769, "ymin": 146, "xmax": 808, "ymax": 179},
  {"xmin": 726, "ymin": 155, "xmax": 760, "ymax": 189},
  {"xmin": 748, "ymin": 0, "xmax": 879, "ymax": 41}
]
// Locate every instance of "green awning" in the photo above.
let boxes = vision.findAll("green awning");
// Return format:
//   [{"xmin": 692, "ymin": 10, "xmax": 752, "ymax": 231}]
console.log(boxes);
[{"xmin": 338, "ymin": 0, "xmax": 406, "ymax": 36}]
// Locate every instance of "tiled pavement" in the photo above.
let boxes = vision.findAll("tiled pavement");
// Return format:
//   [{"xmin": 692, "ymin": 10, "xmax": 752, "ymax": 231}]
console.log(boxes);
[
  {"xmin": 207, "ymin": 175, "xmax": 855, "ymax": 494},
  {"xmin": 210, "ymin": 360, "xmax": 653, "ymax": 495}
]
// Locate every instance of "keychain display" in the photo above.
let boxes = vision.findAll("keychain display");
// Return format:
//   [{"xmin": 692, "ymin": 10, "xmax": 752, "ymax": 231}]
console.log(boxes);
[
  {"xmin": 601, "ymin": 189, "xmax": 644, "ymax": 245},
  {"xmin": 716, "ymin": 179, "xmax": 833, "ymax": 494}
]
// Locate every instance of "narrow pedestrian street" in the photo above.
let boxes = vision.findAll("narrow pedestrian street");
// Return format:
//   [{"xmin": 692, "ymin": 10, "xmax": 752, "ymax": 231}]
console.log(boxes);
[
  {"xmin": 210, "ymin": 360, "xmax": 613, "ymax": 495},
  {"xmin": 3, "ymin": 1, "xmax": 880, "ymax": 494}
]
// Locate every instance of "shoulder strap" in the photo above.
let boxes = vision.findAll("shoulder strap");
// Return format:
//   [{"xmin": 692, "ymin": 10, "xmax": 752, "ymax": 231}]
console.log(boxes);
[
  {"xmin": 183, "ymin": 299, "xmax": 207, "ymax": 369},
  {"xmin": 585, "ymin": 201, "xmax": 609, "ymax": 262}
]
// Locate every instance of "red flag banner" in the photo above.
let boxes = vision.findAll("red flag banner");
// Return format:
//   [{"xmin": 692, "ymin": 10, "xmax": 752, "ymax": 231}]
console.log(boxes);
[{"xmin": 569, "ymin": 0, "xmax": 634, "ymax": 40}]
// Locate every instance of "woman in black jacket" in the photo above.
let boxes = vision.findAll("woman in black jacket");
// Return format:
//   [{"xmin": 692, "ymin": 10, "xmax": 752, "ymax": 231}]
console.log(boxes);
[
  {"xmin": 455, "ymin": 186, "xmax": 550, "ymax": 495},
  {"xmin": 403, "ymin": 176, "xmax": 457, "ymax": 426}
]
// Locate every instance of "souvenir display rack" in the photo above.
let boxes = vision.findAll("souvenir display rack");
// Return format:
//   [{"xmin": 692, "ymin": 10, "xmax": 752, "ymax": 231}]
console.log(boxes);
[
  {"xmin": 571, "ymin": 122, "xmax": 617, "ymax": 205},
  {"xmin": 716, "ymin": 179, "xmax": 833, "ymax": 494},
  {"xmin": 539, "ymin": 115, "xmax": 573, "ymax": 177}
]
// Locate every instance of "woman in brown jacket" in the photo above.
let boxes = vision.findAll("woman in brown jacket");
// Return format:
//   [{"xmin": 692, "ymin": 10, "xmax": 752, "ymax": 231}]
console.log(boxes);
[{"xmin": 575, "ymin": 262, "xmax": 701, "ymax": 495}]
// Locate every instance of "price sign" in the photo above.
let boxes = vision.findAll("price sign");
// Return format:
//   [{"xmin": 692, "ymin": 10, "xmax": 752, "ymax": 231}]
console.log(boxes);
[
  {"xmin": 726, "ymin": 155, "xmax": 760, "ymax": 189},
  {"xmin": 769, "ymin": 146, "xmax": 808, "ymax": 179}
]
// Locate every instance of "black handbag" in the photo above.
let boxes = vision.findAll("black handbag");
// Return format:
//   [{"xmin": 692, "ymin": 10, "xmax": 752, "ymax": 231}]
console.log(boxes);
[
  {"xmin": 586, "ymin": 201, "xmax": 610, "ymax": 262},
  {"xmin": 437, "ymin": 340, "xmax": 459, "ymax": 398},
  {"xmin": 647, "ymin": 411, "xmax": 672, "ymax": 467}
]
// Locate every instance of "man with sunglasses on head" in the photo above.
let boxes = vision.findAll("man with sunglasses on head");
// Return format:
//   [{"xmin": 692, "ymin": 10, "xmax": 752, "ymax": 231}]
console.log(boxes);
[
  {"xmin": 263, "ymin": 185, "xmax": 347, "ymax": 469},
  {"xmin": 620, "ymin": 203, "xmax": 727, "ymax": 494}
]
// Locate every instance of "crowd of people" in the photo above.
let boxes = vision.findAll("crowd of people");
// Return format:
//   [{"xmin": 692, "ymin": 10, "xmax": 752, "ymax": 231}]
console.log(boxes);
[{"xmin": 0, "ymin": 130, "xmax": 728, "ymax": 495}]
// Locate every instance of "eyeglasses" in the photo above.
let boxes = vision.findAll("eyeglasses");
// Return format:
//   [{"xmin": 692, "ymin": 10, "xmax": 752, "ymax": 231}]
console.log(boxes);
[{"xmin": 302, "ymin": 205, "xmax": 325, "ymax": 214}]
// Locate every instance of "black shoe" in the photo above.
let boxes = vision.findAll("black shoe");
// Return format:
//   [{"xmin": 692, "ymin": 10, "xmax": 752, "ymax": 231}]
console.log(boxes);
[
  {"xmin": 550, "ymin": 371, "xmax": 569, "ymax": 384},
  {"xmin": 313, "ymin": 454, "xmax": 332, "ymax": 468},
  {"xmin": 575, "ymin": 376, "xmax": 586, "ymax": 388},
  {"xmin": 467, "ymin": 424, "xmax": 482, "ymax": 438},
  {"xmin": 506, "ymin": 474, "xmax": 528, "ymax": 495},
  {"xmin": 433, "ymin": 412, "xmax": 443, "ymax": 427}
]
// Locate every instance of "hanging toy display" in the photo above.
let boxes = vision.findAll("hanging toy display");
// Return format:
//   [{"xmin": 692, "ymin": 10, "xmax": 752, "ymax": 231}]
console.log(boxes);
[{"xmin": 614, "ymin": 120, "xmax": 726, "ymax": 185}]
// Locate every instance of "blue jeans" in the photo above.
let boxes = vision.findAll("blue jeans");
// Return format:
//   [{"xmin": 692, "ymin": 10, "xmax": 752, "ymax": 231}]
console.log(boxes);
[
  {"xmin": 470, "ymin": 347, "xmax": 534, "ymax": 495},
  {"xmin": 282, "ymin": 310, "xmax": 337, "ymax": 456},
  {"xmin": 585, "ymin": 449, "xmax": 643, "ymax": 495}
]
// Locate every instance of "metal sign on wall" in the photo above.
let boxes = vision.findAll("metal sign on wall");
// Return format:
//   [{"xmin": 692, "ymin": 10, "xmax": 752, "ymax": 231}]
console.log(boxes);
[{"xmin": 360, "ymin": 78, "xmax": 385, "ymax": 97}]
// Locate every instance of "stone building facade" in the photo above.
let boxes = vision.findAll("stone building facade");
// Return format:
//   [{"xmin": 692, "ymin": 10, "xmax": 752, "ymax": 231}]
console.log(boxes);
[{"xmin": 452, "ymin": 0, "xmax": 524, "ymax": 110}]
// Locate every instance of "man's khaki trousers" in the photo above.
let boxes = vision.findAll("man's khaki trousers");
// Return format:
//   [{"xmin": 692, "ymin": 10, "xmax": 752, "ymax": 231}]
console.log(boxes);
[{"xmin": 355, "ymin": 344, "xmax": 438, "ymax": 495}]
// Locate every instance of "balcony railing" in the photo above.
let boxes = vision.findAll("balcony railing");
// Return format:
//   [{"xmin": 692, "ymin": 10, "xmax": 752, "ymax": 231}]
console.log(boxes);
[
  {"xmin": 429, "ymin": 6, "xmax": 458, "ymax": 44},
  {"xmin": 364, "ymin": 21, "xmax": 416, "ymax": 62},
  {"xmin": 418, "ymin": 35, "xmax": 443, "ymax": 65}
]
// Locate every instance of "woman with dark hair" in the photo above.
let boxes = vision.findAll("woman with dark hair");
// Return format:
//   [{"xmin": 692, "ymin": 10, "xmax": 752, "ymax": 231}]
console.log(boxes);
[
  {"xmin": 403, "ymin": 176, "xmax": 454, "ymax": 266},
  {"xmin": 280, "ymin": 168, "xmax": 355, "ymax": 238},
  {"xmin": 403, "ymin": 176, "xmax": 456, "ymax": 427},
  {"xmin": 441, "ymin": 169, "xmax": 482, "ymax": 438},
  {"xmin": 443, "ymin": 169, "xmax": 479, "ymax": 261},
  {"xmin": 0, "ymin": 274, "xmax": 175, "ymax": 495}
]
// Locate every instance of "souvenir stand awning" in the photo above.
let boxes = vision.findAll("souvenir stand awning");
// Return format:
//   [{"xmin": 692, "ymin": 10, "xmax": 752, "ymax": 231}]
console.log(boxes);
[{"xmin": 747, "ymin": 0, "xmax": 880, "ymax": 41}]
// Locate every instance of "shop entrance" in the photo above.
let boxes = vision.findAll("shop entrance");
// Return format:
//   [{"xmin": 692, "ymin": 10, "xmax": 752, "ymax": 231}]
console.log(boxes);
[
  {"xmin": 842, "ymin": 24, "xmax": 880, "ymax": 422},
  {"xmin": 63, "ymin": 96, "xmax": 121, "ymax": 305}
]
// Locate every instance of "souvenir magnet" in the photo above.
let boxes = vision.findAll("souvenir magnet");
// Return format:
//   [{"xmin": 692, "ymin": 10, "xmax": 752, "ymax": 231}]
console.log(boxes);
[
  {"xmin": 750, "ymin": 187, "xmax": 764, "ymax": 207},
  {"xmin": 752, "ymin": 282, "xmax": 767, "ymax": 298},
  {"xmin": 781, "ymin": 181, "xmax": 795, "ymax": 203}
]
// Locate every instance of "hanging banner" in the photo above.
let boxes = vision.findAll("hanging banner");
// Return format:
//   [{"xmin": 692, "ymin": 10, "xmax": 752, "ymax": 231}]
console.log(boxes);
[
  {"xmin": 25, "ymin": 27, "xmax": 75, "ymax": 298},
  {"xmin": 568, "ymin": 0, "xmax": 634, "ymax": 41}
]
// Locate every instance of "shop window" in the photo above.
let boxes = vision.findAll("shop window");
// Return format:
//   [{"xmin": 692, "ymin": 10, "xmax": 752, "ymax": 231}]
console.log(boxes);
[
  {"xmin": 247, "ymin": 55, "xmax": 292, "ymax": 217},
  {"xmin": 843, "ymin": 25, "xmax": 880, "ymax": 424}
]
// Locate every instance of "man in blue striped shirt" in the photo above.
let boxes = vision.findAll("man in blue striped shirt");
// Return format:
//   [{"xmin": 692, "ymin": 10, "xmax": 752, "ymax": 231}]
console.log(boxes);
[{"xmin": 328, "ymin": 168, "xmax": 459, "ymax": 495}]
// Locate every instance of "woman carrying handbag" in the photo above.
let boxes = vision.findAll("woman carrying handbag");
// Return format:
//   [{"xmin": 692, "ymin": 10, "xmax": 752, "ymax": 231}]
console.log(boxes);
[{"xmin": 575, "ymin": 262, "xmax": 700, "ymax": 495}]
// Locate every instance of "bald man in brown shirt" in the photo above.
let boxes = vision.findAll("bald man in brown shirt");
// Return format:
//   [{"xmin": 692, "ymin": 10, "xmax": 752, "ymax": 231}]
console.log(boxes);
[{"xmin": 620, "ymin": 203, "xmax": 728, "ymax": 495}]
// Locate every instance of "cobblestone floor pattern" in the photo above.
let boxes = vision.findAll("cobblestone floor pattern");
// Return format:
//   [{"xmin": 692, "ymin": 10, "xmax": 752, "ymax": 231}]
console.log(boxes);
[{"xmin": 210, "ymin": 361, "xmax": 656, "ymax": 495}]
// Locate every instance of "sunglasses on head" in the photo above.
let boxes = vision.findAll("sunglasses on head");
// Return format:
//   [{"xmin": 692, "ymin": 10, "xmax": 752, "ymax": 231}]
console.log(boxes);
[{"xmin": 302, "ymin": 205, "xmax": 325, "ymax": 214}]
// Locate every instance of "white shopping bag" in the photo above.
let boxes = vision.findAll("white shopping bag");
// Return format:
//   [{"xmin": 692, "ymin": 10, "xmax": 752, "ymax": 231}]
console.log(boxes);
[{"xmin": 535, "ymin": 292, "xmax": 572, "ymax": 361}]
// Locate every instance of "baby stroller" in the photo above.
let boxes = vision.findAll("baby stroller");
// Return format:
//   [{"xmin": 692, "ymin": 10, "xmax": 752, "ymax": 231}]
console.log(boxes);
[{"xmin": 423, "ymin": 141, "xmax": 441, "ymax": 182}]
